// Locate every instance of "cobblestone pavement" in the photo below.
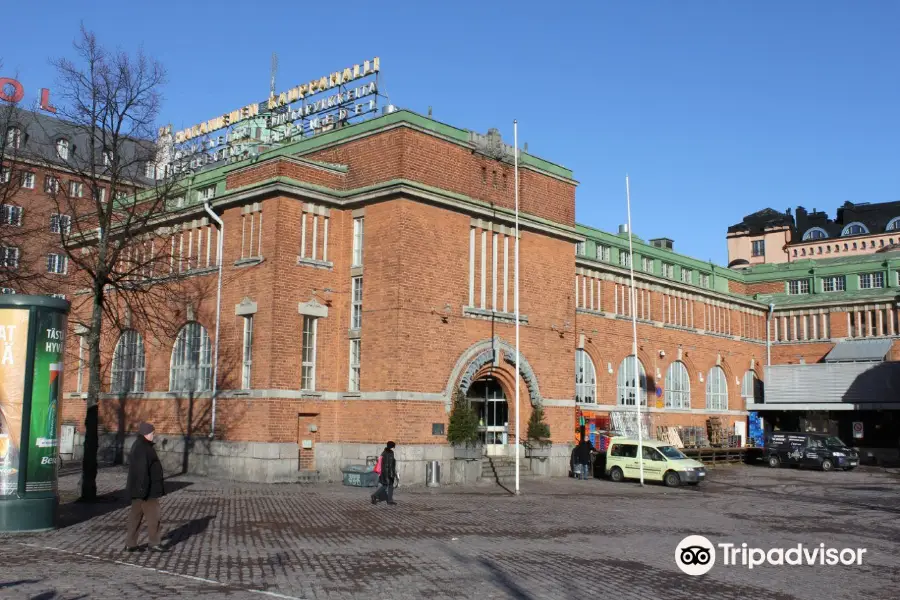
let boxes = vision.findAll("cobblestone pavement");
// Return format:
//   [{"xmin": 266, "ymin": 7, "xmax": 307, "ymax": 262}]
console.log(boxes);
[{"xmin": 1, "ymin": 464, "xmax": 898, "ymax": 600}]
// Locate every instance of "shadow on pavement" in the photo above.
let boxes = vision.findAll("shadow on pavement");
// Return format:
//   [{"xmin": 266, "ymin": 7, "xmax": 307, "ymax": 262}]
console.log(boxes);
[
  {"xmin": 709, "ymin": 477, "xmax": 900, "ymax": 516},
  {"xmin": 163, "ymin": 514, "xmax": 215, "ymax": 548},
  {"xmin": 57, "ymin": 481, "xmax": 193, "ymax": 529},
  {"xmin": 0, "ymin": 580, "xmax": 41, "ymax": 590}
]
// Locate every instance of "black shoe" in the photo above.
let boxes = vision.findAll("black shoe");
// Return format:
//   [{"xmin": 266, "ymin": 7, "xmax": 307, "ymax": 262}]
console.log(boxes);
[
  {"xmin": 149, "ymin": 544, "xmax": 168, "ymax": 553},
  {"xmin": 125, "ymin": 546, "xmax": 142, "ymax": 552},
  {"xmin": 370, "ymin": 494, "xmax": 377, "ymax": 504}
]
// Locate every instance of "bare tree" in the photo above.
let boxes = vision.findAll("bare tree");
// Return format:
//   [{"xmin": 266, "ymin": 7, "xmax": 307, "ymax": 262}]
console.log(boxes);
[{"xmin": 41, "ymin": 27, "xmax": 188, "ymax": 501}]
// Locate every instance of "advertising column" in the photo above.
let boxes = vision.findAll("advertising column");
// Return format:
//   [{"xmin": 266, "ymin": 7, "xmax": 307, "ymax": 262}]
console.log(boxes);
[{"xmin": 0, "ymin": 296, "xmax": 69, "ymax": 532}]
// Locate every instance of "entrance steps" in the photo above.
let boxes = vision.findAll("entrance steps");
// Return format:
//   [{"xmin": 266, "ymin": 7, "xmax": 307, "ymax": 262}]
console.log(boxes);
[{"xmin": 480, "ymin": 456, "xmax": 538, "ymax": 485}]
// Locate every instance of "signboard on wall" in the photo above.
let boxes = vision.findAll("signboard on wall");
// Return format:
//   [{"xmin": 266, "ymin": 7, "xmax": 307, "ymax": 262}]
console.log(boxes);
[
  {"xmin": 852, "ymin": 422, "xmax": 864, "ymax": 439},
  {"xmin": 25, "ymin": 309, "xmax": 65, "ymax": 494}
]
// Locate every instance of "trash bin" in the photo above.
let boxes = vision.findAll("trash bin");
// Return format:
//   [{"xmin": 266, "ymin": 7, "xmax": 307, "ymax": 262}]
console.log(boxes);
[
  {"xmin": 426, "ymin": 460, "xmax": 440, "ymax": 487},
  {"xmin": 341, "ymin": 464, "xmax": 378, "ymax": 487}
]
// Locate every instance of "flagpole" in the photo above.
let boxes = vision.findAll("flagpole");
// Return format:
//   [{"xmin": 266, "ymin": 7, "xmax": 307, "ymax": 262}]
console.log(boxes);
[
  {"xmin": 514, "ymin": 119, "xmax": 521, "ymax": 496},
  {"xmin": 625, "ymin": 175, "xmax": 644, "ymax": 486}
]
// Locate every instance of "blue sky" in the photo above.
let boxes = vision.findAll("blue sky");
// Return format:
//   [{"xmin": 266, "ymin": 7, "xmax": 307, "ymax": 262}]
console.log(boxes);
[{"xmin": 4, "ymin": 1, "xmax": 900, "ymax": 264}]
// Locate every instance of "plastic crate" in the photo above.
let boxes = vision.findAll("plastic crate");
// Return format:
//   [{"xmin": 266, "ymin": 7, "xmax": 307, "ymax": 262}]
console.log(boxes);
[{"xmin": 341, "ymin": 464, "xmax": 378, "ymax": 487}]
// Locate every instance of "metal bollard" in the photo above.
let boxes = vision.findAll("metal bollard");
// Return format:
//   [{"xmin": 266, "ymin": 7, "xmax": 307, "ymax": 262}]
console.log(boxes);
[{"xmin": 426, "ymin": 460, "xmax": 441, "ymax": 487}]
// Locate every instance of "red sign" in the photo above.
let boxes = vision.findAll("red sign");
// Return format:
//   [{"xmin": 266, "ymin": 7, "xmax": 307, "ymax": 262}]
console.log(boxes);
[{"xmin": 0, "ymin": 78, "xmax": 56, "ymax": 113}]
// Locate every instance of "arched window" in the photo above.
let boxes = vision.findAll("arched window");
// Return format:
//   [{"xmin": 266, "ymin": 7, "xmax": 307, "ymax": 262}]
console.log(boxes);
[
  {"xmin": 617, "ymin": 355, "xmax": 647, "ymax": 406},
  {"xmin": 111, "ymin": 330, "xmax": 145, "ymax": 393},
  {"xmin": 741, "ymin": 370, "xmax": 764, "ymax": 404},
  {"xmin": 887, "ymin": 217, "xmax": 900, "ymax": 232},
  {"xmin": 706, "ymin": 366, "xmax": 728, "ymax": 411},
  {"xmin": 575, "ymin": 349, "xmax": 596, "ymax": 404},
  {"xmin": 802, "ymin": 227, "xmax": 828, "ymax": 241},
  {"xmin": 841, "ymin": 222, "xmax": 869, "ymax": 236},
  {"xmin": 664, "ymin": 361, "xmax": 690, "ymax": 409},
  {"xmin": 56, "ymin": 138, "xmax": 69, "ymax": 160},
  {"xmin": 170, "ymin": 322, "xmax": 212, "ymax": 392}
]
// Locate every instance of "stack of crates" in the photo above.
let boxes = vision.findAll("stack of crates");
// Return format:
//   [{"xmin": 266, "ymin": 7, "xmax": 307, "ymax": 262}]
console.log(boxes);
[
  {"xmin": 748, "ymin": 412, "xmax": 765, "ymax": 447},
  {"xmin": 707, "ymin": 417, "xmax": 729, "ymax": 447}
]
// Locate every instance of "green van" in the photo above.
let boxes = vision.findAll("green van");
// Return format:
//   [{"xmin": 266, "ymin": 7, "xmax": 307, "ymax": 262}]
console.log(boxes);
[{"xmin": 604, "ymin": 437, "xmax": 707, "ymax": 487}]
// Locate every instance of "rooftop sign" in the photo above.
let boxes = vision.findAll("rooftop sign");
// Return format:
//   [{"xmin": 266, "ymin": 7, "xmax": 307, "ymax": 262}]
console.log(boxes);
[{"xmin": 164, "ymin": 57, "xmax": 379, "ymax": 144}]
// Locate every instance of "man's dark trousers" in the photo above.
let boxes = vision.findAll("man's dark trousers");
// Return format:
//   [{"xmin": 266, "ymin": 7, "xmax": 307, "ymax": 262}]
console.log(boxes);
[{"xmin": 126, "ymin": 498, "xmax": 161, "ymax": 547}]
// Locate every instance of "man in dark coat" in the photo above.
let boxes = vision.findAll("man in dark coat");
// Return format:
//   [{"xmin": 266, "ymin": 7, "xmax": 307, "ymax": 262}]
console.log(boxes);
[
  {"xmin": 574, "ymin": 438, "xmax": 594, "ymax": 480},
  {"xmin": 371, "ymin": 441, "xmax": 397, "ymax": 505},
  {"xmin": 125, "ymin": 422, "xmax": 166, "ymax": 552}
]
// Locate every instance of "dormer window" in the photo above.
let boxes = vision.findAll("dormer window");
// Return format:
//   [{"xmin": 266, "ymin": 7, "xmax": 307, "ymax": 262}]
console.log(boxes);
[
  {"xmin": 887, "ymin": 217, "xmax": 900, "ymax": 232},
  {"xmin": 56, "ymin": 139, "xmax": 69, "ymax": 160},
  {"xmin": 802, "ymin": 227, "xmax": 828, "ymax": 240},
  {"xmin": 841, "ymin": 222, "xmax": 869, "ymax": 236},
  {"xmin": 6, "ymin": 127, "xmax": 22, "ymax": 150}
]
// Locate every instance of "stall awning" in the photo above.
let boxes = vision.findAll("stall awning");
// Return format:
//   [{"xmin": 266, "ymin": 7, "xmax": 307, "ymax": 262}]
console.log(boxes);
[{"xmin": 824, "ymin": 339, "xmax": 892, "ymax": 363}]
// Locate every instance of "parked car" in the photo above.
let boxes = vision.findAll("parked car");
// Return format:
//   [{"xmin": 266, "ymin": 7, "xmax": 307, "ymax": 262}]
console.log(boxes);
[
  {"xmin": 765, "ymin": 432, "xmax": 858, "ymax": 471},
  {"xmin": 604, "ymin": 437, "xmax": 706, "ymax": 487}
]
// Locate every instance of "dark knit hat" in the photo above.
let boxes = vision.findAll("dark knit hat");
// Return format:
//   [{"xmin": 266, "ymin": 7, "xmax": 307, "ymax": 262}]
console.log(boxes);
[
  {"xmin": 386, "ymin": 440, "xmax": 396, "ymax": 449},
  {"xmin": 138, "ymin": 422, "xmax": 155, "ymax": 436}
]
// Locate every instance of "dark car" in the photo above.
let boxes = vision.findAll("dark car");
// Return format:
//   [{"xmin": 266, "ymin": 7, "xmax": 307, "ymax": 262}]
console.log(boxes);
[{"xmin": 765, "ymin": 432, "xmax": 859, "ymax": 472}]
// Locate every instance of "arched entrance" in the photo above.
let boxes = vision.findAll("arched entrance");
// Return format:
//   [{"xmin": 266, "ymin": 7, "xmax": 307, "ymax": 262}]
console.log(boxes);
[{"xmin": 466, "ymin": 377, "xmax": 509, "ymax": 456}]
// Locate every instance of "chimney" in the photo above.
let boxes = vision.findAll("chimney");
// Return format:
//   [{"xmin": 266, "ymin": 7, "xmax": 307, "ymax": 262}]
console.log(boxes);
[{"xmin": 618, "ymin": 224, "xmax": 629, "ymax": 234}]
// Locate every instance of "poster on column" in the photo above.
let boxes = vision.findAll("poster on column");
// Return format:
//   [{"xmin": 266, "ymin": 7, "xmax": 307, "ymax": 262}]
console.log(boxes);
[
  {"xmin": 25, "ymin": 309, "xmax": 64, "ymax": 494},
  {"xmin": 0, "ymin": 309, "xmax": 31, "ymax": 496}
]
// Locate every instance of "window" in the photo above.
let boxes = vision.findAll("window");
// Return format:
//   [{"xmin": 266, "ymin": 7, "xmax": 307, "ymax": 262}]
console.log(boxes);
[
  {"xmin": 93, "ymin": 187, "xmax": 107, "ymax": 203},
  {"xmin": 787, "ymin": 279, "xmax": 810, "ymax": 295},
  {"xmin": 575, "ymin": 349, "xmax": 597, "ymax": 404},
  {"xmin": 0, "ymin": 167, "xmax": 9, "ymax": 183},
  {"xmin": 576, "ymin": 241, "xmax": 585, "ymax": 256},
  {"xmin": 680, "ymin": 268, "xmax": 692, "ymax": 284},
  {"xmin": 0, "ymin": 247, "xmax": 19, "ymax": 269},
  {"xmin": 887, "ymin": 217, "xmax": 900, "ymax": 232},
  {"xmin": 44, "ymin": 176, "xmax": 59, "ymax": 194},
  {"xmin": 349, "ymin": 338, "xmax": 361, "ymax": 392},
  {"xmin": 661, "ymin": 263, "xmax": 674, "ymax": 279},
  {"xmin": 197, "ymin": 185, "xmax": 215, "ymax": 202},
  {"xmin": 144, "ymin": 162, "xmax": 156, "ymax": 179},
  {"xmin": 301, "ymin": 316, "xmax": 317, "ymax": 391},
  {"xmin": 859, "ymin": 272, "xmax": 884, "ymax": 289},
  {"xmin": 21, "ymin": 172, "xmax": 34, "ymax": 189},
  {"xmin": 664, "ymin": 361, "xmax": 690, "ymax": 409},
  {"xmin": 596, "ymin": 244, "xmax": 610, "ymax": 262},
  {"xmin": 56, "ymin": 139, "xmax": 69, "ymax": 160},
  {"xmin": 68, "ymin": 181, "xmax": 83, "ymax": 197},
  {"xmin": 169, "ymin": 322, "xmax": 213, "ymax": 392},
  {"xmin": 741, "ymin": 370, "xmax": 763, "ymax": 404},
  {"xmin": 616, "ymin": 355, "xmax": 647, "ymax": 406},
  {"xmin": 822, "ymin": 276, "xmax": 845, "ymax": 292},
  {"xmin": 0, "ymin": 288, "xmax": 13, "ymax": 294},
  {"xmin": 706, "ymin": 366, "xmax": 728, "ymax": 411},
  {"xmin": 115, "ymin": 190, "xmax": 128, "ymax": 200},
  {"xmin": 47, "ymin": 253, "xmax": 67, "ymax": 274},
  {"xmin": 841, "ymin": 222, "xmax": 869, "ymax": 236},
  {"xmin": 352, "ymin": 217, "xmax": 364, "ymax": 267},
  {"xmin": 1, "ymin": 205, "xmax": 22, "ymax": 226},
  {"xmin": 751, "ymin": 240, "xmax": 765, "ymax": 257},
  {"xmin": 699, "ymin": 273, "xmax": 710, "ymax": 288},
  {"xmin": 241, "ymin": 316, "xmax": 253, "ymax": 389},
  {"xmin": 6, "ymin": 127, "xmax": 22, "ymax": 149},
  {"xmin": 103, "ymin": 150, "xmax": 113, "ymax": 166},
  {"xmin": 641, "ymin": 256, "xmax": 652, "ymax": 272},
  {"xmin": 610, "ymin": 443, "xmax": 637, "ymax": 458},
  {"xmin": 803, "ymin": 227, "xmax": 828, "ymax": 240},
  {"xmin": 351, "ymin": 276, "xmax": 363, "ymax": 329},
  {"xmin": 111, "ymin": 330, "xmax": 146, "ymax": 393},
  {"xmin": 618, "ymin": 250, "xmax": 631, "ymax": 268},
  {"xmin": 50, "ymin": 214, "xmax": 71, "ymax": 235}
]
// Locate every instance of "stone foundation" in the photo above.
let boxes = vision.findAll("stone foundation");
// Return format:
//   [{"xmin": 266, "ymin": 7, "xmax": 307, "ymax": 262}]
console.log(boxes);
[{"xmin": 68, "ymin": 432, "xmax": 572, "ymax": 486}]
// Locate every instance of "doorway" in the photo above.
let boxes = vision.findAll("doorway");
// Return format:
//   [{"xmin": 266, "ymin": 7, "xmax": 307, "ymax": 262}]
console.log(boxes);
[{"xmin": 467, "ymin": 378, "xmax": 509, "ymax": 456}]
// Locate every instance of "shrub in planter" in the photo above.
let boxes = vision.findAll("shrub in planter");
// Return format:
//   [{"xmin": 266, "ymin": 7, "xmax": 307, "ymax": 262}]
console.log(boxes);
[
  {"xmin": 447, "ymin": 389, "xmax": 481, "ymax": 459},
  {"xmin": 526, "ymin": 406, "xmax": 552, "ymax": 458}
]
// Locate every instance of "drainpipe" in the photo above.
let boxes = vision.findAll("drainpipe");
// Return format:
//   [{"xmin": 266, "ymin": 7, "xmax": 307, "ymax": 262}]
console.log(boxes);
[
  {"xmin": 766, "ymin": 302, "xmax": 775, "ymax": 366},
  {"xmin": 204, "ymin": 201, "xmax": 224, "ymax": 439}
]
